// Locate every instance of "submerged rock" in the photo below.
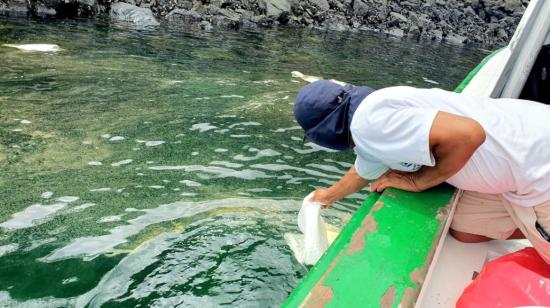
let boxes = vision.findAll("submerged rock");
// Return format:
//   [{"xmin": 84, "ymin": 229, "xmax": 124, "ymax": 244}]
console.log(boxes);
[
  {"xmin": 109, "ymin": 2, "xmax": 160, "ymax": 26},
  {"xmin": 0, "ymin": 0, "xmax": 29, "ymax": 17}
]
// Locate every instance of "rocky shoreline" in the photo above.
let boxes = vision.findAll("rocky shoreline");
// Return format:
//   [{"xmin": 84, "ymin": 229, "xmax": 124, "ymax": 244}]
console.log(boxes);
[{"xmin": 1, "ymin": 0, "xmax": 529, "ymax": 47}]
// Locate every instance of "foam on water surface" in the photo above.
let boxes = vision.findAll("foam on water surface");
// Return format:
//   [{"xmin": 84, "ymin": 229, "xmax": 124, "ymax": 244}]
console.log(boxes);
[
  {"xmin": 149, "ymin": 165, "xmax": 272, "ymax": 180},
  {"xmin": 233, "ymin": 149, "xmax": 281, "ymax": 161},
  {"xmin": 98, "ymin": 215, "xmax": 123, "ymax": 223},
  {"xmin": 0, "ymin": 244, "xmax": 19, "ymax": 257},
  {"xmin": 56, "ymin": 196, "xmax": 79, "ymax": 203},
  {"xmin": 111, "ymin": 159, "xmax": 133, "ymax": 166},
  {"xmin": 41, "ymin": 191, "xmax": 53, "ymax": 199},
  {"xmin": 67, "ymin": 203, "xmax": 96, "ymax": 213},
  {"xmin": 0, "ymin": 203, "xmax": 68, "ymax": 230},
  {"xmin": 179, "ymin": 180, "xmax": 202, "ymax": 187},
  {"xmin": 228, "ymin": 122, "xmax": 261, "ymax": 129},
  {"xmin": 90, "ymin": 188, "xmax": 112, "ymax": 192},
  {"xmin": 144, "ymin": 141, "xmax": 165, "ymax": 147},
  {"xmin": 109, "ymin": 136, "xmax": 125, "ymax": 141},
  {"xmin": 40, "ymin": 198, "xmax": 299, "ymax": 262},
  {"xmin": 189, "ymin": 123, "xmax": 217, "ymax": 132}
]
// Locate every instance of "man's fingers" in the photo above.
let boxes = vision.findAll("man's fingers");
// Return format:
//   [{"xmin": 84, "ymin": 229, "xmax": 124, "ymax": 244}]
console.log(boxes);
[
  {"xmin": 370, "ymin": 178, "xmax": 386, "ymax": 192},
  {"xmin": 375, "ymin": 181, "xmax": 388, "ymax": 192},
  {"xmin": 371, "ymin": 173, "xmax": 398, "ymax": 192}
]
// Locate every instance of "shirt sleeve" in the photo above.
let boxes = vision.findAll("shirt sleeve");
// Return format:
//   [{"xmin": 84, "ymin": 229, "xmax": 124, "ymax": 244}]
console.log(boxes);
[
  {"xmin": 354, "ymin": 152, "xmax": 389, "ymax": 180},
  {"xmin": 354, "ymin": 106, "xmax": 438, "ymax": 167}
]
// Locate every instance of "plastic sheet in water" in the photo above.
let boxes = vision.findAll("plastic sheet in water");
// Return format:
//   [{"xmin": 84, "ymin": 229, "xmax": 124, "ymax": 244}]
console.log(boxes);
[{"xmin": 285, "ymin": 193, "xmax": 339, "ymax": 265}]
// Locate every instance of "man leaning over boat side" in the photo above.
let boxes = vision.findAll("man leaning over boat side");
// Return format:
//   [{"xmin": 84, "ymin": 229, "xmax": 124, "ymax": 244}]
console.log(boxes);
[{"xmin": 294, "ymin": 80, "xmax": 550, "ymax": 264}]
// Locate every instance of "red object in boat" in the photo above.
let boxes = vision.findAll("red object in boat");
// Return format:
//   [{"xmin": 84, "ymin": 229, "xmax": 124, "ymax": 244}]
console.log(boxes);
[{"xmin": 457, "ymin": 247, "xmax": 550, "ymax": 307}]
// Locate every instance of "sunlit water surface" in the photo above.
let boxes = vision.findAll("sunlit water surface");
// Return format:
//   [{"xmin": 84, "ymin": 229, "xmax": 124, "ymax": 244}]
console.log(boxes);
[{"xmin": 0, "ymin": 17, "xmax": 485, "ymax": 307}]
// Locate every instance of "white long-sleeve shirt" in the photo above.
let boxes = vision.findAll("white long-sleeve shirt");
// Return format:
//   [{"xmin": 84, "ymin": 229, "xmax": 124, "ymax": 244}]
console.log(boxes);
[{"xmin": 350, "ymin": 86, "xmax": 550, "ymax": 207}]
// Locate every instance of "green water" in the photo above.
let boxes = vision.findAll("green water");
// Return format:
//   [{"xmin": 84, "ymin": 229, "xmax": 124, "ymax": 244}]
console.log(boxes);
[{"xmin": 0, "ymin": 17, "xmax": 485, "ymax": 307}]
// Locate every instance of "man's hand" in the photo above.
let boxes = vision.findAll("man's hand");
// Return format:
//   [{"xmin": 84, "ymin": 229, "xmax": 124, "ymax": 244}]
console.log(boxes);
[
  {"xmin": 311, "ymin": 188, "xmax": 334, "ymax": 208},
  {"xmin": 370, "ymin": 170, "xmax": 421, "ymax": 193},
  {"xmin": 308, "ymin": 165, "xmax": 370, "ymax": 209}
]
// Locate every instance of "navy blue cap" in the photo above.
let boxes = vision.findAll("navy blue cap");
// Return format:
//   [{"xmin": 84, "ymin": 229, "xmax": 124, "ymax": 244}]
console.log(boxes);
[{"xmin": 294, "ymin": 80, "xmax": 375, "ymax": 151}]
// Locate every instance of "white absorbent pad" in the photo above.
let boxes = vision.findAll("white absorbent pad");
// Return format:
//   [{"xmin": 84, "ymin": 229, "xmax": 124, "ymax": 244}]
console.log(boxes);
[{"xmin": 285, "ymin": 192, "xmax": 339, "ymax": 265}]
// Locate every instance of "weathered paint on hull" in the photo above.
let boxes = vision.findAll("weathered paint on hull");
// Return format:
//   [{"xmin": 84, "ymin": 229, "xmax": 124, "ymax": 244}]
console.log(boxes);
[{"xmin": 283, "ymin": 187, "xmax": 455, "ymax": 307}]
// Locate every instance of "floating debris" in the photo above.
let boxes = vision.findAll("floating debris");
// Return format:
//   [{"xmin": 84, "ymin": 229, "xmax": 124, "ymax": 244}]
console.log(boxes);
[
  {"xmin": 90, "ymin": 188, "xmax": 111, "ymax": 192},
  {"xmin": 109, "ymin": 136, "xmax": 125, "ymax": 141},
  {"xmin": 111, "ymin": 159, "xmax": 133, "ymax": 167},
  {"xmin": 190, "ymin": 123, "xmax": 217, "ymax": 132},
  {"xmin": 228, "ymin": 122, "xmax": 261, "ymax": 129},
  {"xmin": 56, "ymin": 196, "xmax": 79, "ymax": 203},
  {"xmin": 98, "ymin": 215, "xmax": 123, "ymax": 223},
  {"xmin": 2, "ymin": 44, "xmax": 60, "ymax": 52},
  {"xmin": 179, "ymin": 180, "xmax": 202, "ymax": 187},
  {"xmin": 0, "ymin": 244, "xmax": 19, "ymax": 257},
  {"xmin": 41, "ymin": 192, "xmax": 53, "ymax": 199},
  {"xmin": 62, "ymin": 277, "xmax": 79, "ymax": 285},
  {"xmin": 423, "ymin": 77, "xmax": 440, "ymax": 85},
  {"xmin": 145, "ymin": 141, "xmax": 165, "ymax": 147}
]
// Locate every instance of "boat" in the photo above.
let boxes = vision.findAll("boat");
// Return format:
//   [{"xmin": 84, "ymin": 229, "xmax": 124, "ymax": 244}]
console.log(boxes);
[{"xmin": 283, "ymin": 0, "xmax": 550, "ymax": 306}]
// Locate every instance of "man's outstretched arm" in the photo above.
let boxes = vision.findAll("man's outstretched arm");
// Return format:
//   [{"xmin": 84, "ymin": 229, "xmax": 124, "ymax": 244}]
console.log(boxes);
[
  {"xmin": 371, "ymin": 111, "xmax": 486, "ymax": 193},
  {"xmin": 311, "ymin": 165, "xmax": 370, "ymax": 207}
]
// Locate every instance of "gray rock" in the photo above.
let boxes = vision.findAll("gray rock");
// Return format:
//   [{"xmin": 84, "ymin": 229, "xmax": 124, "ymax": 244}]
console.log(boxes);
[
  {"xmin": 110, "ymin": 2, "xmax": 160, "ymax": 26},
  {"xmin": 264, "ymin": 0, "xmax": 291, "ymax": 19},
  {"xmin": 385, "ymin": 28, "xmax": 404, "ymax": 38},
  {"xmin": 35, "ymin": 4, "xmax": 56, "ymax": 16},
  {"xmin": 408, "ymin": 25, "xmax": 420, "ymax": 38},
  {"xmin": 165, "ymin": 9, "xmax": 202, "ymax": 24},
  {"xmin": 445, "ymin": 33, "xmax": 467, "ymax": 44},
  {"xmin": 323, "ymin": 13, "xmax": 349, "ymax": 31},
  {"xmin": 0, "ymin": 0, "xmax": 28, "ymax": 16},
  {"xmin": 431, "ymin": 29, "xmax": 443, "ymax": 41},
  {"xmin": 389, "ymin": 12, "xmax": 407, "ymax": 23},
  {"xmin": 216, "ymin": 8, "xmax": 241, "ymax": 22},
  {"xmin": 175, "ymin": 1, "xmax": 193, "ymax": 10},
  {"xmin": 78, "ymin": 0, "xmax": 97, "ymax": 8},
  {"xmin": 352, "ymin": 0, "xmax": 368, "ymax": 16},
  {"xmin": 210, "ymin": 12, "xmax": 240, "ymax": 29},
  {"xmin": 199, "ymin": 20, "xmax": 212, "ymax": 31},
  {"xmin": 308, "ymin": 0, "xmax": 330, "ymax": 11}
]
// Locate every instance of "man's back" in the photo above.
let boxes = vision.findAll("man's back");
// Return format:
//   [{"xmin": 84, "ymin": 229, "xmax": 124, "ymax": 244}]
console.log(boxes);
[{"xmin": 351, "ymin": 86, "xmax": 550, "ymax": 207}]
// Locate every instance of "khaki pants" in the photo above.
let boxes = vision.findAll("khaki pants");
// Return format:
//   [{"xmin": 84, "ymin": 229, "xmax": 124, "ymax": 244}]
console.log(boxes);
[{"xmin": 451, "ymin": 191, "xmax": 550, "ymax": 265}]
